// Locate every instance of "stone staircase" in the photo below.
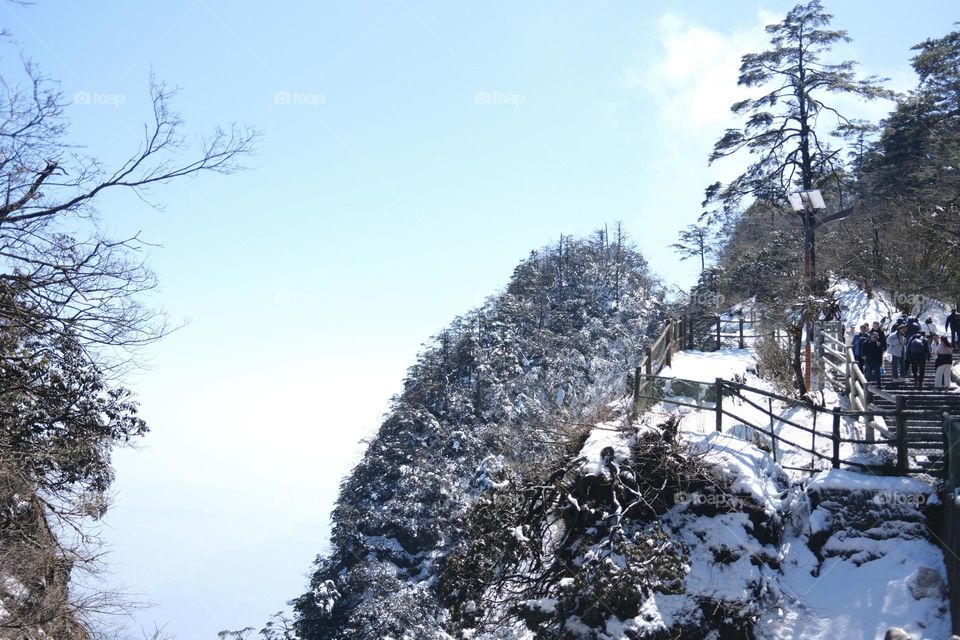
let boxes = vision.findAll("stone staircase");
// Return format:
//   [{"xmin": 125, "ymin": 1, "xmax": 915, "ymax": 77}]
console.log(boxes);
[{"xmin": 868, "ymin": 353, "xmax": 960, "ymax": 477}]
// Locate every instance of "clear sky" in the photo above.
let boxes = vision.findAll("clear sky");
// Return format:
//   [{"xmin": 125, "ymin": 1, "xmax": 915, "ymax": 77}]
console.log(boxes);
[{"xmin": 2, "ymin": 2, "xmax": 956, "ymax": 638}]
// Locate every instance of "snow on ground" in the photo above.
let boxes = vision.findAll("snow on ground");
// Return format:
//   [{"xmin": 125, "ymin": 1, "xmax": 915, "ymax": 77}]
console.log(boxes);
[
  {"xmin": 806, "ymin": 469, "xmax": 937, "ymax": 498},
  {"xmin": 578, "ymin": 420, "xmax": 634, "ymax": 476},
  {"xmin": 831, "ymin": 278, "xmax": 953, "ymax": 329},
  {"xmin": 647, "ymin": 348, "xmax": 870, "ymax": 482},
  {"xmin": 658, "ymin": 348, "xmax": 756, "ymax": 383},
  {"xmin": 683, "ymin": 431, "xmax": 791, "ymax": 515},
  {"xmin": 627, "ymin": 344, "xmax": 951, "ymax": 639},
  {"xmin": 755, "ymin": 532, "xmax": 950, "ymax": 639}
]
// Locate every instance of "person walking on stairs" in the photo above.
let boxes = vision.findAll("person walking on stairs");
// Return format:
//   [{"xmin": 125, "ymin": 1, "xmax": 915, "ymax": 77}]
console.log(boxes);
[
  {"xmin": 905, "ymin": 316, "xmax": 922, "ymax": 340},
  {"xmin": 862, "ymin": 331, "xmax": 885, "ymax": 389},
  {"xmin": 852, "ymin": 323, "xmax": 870, "ymax": 369},
  {"xmin": 907, "ymin": 332, "xmax": 931, "ymax": 390},
  {"xmin": 934, "ymin": 334, "xmax": 954, "ymax": 390},
  {"xmin": 886, "ymin": 324, "xmax": 908, "ymax": 381},
  {"xmin": 946, "ymin": 309, "xmax": 960, "ymax": 350},
  {"xmin": 871, "ymin": 321, "xmax": 887, "ymax": 350}
]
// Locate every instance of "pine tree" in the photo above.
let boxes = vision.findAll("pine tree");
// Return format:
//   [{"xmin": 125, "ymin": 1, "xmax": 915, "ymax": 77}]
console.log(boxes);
[
  {"xmin": 670, "ymin": 224, "xmax": 714, "ymax": 271},
  {"xmin": 704, "ymin": 0, "xmax": 892, "ymax": 290}
]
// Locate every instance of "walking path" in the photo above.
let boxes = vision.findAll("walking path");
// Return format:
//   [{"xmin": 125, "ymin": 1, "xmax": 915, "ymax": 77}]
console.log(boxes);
[{"xmin": 868, "ymin": 352, "xmax": 960, "ymax": 477}]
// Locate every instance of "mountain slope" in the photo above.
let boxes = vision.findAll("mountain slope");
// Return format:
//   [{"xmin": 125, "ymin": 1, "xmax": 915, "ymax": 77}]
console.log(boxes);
[{"xmin": 294, "ymin": 232, "xmax": 663, "ymax": 639}]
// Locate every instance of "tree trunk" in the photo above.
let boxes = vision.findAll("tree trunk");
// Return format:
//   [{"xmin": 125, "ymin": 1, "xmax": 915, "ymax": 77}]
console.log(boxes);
[{"xmin": 792, "ymin": 329, "xmax": 807, "ymax": 395}]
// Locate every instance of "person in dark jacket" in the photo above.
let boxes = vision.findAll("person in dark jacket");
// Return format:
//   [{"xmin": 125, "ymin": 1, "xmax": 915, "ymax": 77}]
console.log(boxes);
[
  {"xmin": 852, "ymin": 323, "xmax": 870, "ymax": 369},
  {"xmin": 862, "ymin": 332, "xmax": 885, "ymax": 389},
  {"xmin": 905, "ymin": 316, "xmax": 922, "ymax": 339},
  {"xmin": 946, "ymin": 309, "xmax": 960, "ymax": 349},
  {"xmin": 907, "ymin": 332, "xmax": 931, "ymax": 390},
  {"xmin": 871, "ymin": 321, "xmax": 887, "ymax": 348},
  {"xmin": 891, "ymin": 313, "xmax": 908, "ymax": 333}
]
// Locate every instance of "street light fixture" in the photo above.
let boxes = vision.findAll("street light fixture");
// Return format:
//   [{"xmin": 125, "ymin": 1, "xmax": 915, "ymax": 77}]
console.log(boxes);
[{"xmin": 787, "ymin": 189, "xmax": 827, "ymax": 212}]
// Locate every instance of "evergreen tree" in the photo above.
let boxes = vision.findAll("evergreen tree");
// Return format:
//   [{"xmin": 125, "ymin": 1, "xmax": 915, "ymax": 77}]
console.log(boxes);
[
  {"xmin": 670, "ymin": 224, "xmax": 714, "ymax": 271},
  {"xmin": 852, "ymin": 27, "xmax": 960, "ymax": 303},
  {"xmin": 704, "ymin": 0, "xmax": 891, "ymax": 290}
]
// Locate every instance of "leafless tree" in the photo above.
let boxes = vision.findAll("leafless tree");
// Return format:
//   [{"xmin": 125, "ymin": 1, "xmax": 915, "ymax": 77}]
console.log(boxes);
[{"xmin": 0, "ymin": 45, "xmax": 257, "ymax": 640}]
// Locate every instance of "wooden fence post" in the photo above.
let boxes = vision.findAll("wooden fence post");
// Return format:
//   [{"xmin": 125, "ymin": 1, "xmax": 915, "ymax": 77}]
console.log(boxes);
[
  {"xmin": 715, "ymin": 318, "xmax": 721, "ymax": 351},
  {"xmin": 665, "ymin": 319, "xmax": 674, "ymax": 368},
  {"xmin": 739, "ymin": 318, "xmax": 745, "ymax": 349},
  {"xmin": 633, "ymin": 366, "xmax": 641, "ymax": 408},
  {"xmin": 832, "ymin": 407, "xmax": 841, "ymax": 469},
  {"xmin": 944, "ymin": 412, "xmax": 954, "ymax": 490},
  {"xmin": 715, "ymin": 378, "xmax": 723, "ymax": 432},
  {"xmin": 768, "ymin": 398, "xmax": 776, "ymax": 462},
  {"xmin": 896, "ymin": 396, "xmax": 908, "ymax": 472},
  {"xmin": 687, "ymin": 315, "xmax": 693, "ymax": 350}
]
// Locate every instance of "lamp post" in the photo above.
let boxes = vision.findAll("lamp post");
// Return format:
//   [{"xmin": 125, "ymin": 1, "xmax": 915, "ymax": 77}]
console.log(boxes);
[
  {"xmin": 788, "ymin": 190, "xmax": 826, "ymax": 393},
  {"xmin": 787, "ymin": 189, "xmax": 827, "ymax": 291}
]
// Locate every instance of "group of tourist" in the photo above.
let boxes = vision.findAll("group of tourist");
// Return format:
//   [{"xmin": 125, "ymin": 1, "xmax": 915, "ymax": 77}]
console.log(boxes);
[{"xmin": 848, "ymin": 310, "xmax": 960, "ymax": 391}]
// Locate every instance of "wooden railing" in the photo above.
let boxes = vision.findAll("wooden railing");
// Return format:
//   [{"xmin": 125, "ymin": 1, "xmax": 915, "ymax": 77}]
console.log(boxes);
[
  {"xmin": 631, "ymin": 314, "xmax": 758, "ymax": 414},
  {"xmin": 634, "ymin": 373, "xmax": 925, "ymax": 475},
  {"xmin": 631, "ymin": 318, "xmax": 683, "ymax": 416},
  {"xmin": 682, "ymin": 314, "xmax": 760, "ymax": 351},
  {"xmin": 944, "ymin": 414, "xmax": 960, "ymax": 491},
  {"xmin": 940, "ymin": 413, "xmax": 960, "ymax": 635}
]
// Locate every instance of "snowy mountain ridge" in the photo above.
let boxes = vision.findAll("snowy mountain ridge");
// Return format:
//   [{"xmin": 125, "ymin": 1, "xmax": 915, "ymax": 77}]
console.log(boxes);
[{"xmin": 287, "ymin": 251, "xmax": 954, "ymax": 638}]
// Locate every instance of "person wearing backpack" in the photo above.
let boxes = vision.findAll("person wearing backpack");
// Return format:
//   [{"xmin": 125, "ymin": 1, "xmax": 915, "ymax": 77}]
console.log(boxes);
[
  {"xmin": 946, "ymin": 309, "xmax": 960, "ymax": 349},
  {"xmin": 862, "ymin": 332, "xmax": 885, "ymax": 389},
  {"xmin": 933, "ymin": 335, "xmax": 954, "ymax": 390},
  {"xmin": 907, "ymin": 333, "xmax": 930, "ymax": 390},
  {"xmin": 891, "ymin": 313, "xmax": 908, "ymax": 333},
  {"xmin": 886, "ymin": 324, "xmax": 908, "ymax": 381}
]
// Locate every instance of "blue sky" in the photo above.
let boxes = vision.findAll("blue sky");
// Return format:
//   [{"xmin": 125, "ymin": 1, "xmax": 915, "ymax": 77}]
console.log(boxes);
[{"xmin": 3, "ymin": 1, "xmax": 956, "ymax": 638}]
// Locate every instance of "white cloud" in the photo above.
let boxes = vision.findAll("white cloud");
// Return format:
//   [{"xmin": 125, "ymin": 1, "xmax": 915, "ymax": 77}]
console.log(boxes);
[{"xmin": 623, "ymin": 11, "xmax": 774, "ymax": 136}]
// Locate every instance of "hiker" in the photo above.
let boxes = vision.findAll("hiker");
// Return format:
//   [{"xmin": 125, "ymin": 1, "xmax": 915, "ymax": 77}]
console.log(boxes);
[
  {"xmin": 905, "ymin": 316, "xmax": 922, "ymax": 339},
  {"xmin": 946, "ymin": 309, "xmax": 960, "ymax": 348},
  {"xmin": 852, "ymin": 323, "xmax": 870, "ymax": 369},
  {"xmin": 886, "ymin": 324, "xmax": 908, "ymax": 381},
  {"xmin": 907, "ymin": 332, "xmax": 931, "ymax": 390},
  {"xmin": 934, "ymin": 334, "xmax": 954, "ymax": 390},
  {"xmin": 891, "ymin": 313, "xmax": 908, "ymax": 333},
  {"xmin": 871, "ymin": 320, "xmax": 887, "ymax": 348},
  {"xmin": 862, "ymin": 331, "xmax": 885, "ymax": 389}
]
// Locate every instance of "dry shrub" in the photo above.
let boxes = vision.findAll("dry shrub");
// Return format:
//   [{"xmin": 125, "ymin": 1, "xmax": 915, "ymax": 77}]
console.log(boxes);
[{"xmin": 754, "ymin": 334, "xmax": 795, "ymax": 394}]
